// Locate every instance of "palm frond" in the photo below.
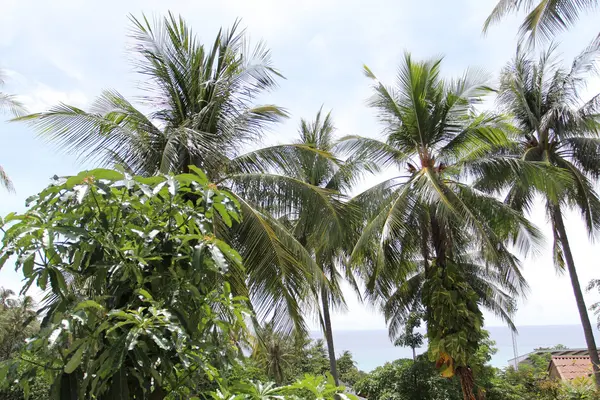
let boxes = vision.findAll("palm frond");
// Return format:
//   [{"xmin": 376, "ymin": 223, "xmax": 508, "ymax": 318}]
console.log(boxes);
[
  {"xmin": 0, "ymin": 69, "xmax": 26, "ymax": 117},
  {"xmin": 335, "ymin": 135, "xmax": 407, "ymax": 169},
  {"xmin": 225, "ymin": 194, "xmax": 321, "ymax": 334},
  {"xmin": 0, "ymin": 93, "xmax": 26, "ymax": 117},
  {"xmin": 553, "ymin": 156, "xmax": 600, "ymax": 237},
  {"xmin": 15, "ymin": 92, "xmax": 165, "ymax": 174},
  {"xmin": 229, "ymin": 143, "xmax": 339, "ymax": 177},
  {"xmin": 484, "ymin": 0, "xmax": 599, "ymax": 45},
  {"xmin": 0, "ymin": 165, "xmax": 15, "ymax": 193},
  {"xmin": 561, "ymin": 137, "xmax": 600, "ymax": 179}
]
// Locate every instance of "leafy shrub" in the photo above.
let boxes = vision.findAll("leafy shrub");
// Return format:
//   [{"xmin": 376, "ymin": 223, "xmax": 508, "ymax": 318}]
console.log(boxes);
[{"xmin": 0, "ymin": 168, "xmax": 249, "ymax": 399}]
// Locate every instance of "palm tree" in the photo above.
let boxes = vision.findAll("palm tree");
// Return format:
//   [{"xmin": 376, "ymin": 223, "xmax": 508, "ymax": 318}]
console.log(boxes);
[
  {"xmin": 340, "ymin": 54, "xmax": 542, "ymax": 400},
  {"xmin": 0, "ymin": 288, "xmax": 38, "ymax": 361},
  {"xmin": 490, "ymin": 42, "xmax": 600, "ymax": 387},
  {"xmin": 483, "ymin": 0, "xmax": 599, "ymax": 44},
  {"xmin": 0, "ymin": 287, "xmax": 15, "ymax": 309},
  {"xmin": 252, "ymin": 322, "xmax": 295, "ymax": 384},
  {"xmin": 261, "ymin": 109, "xmax": 371, "ymax": 385},
  {"xmin": 17, "ymin": 13, "xmax": 342, "ymax": 333},
  {"xmin": 0, "ymin": 69, "xmax": 25, "ymax": 193}
]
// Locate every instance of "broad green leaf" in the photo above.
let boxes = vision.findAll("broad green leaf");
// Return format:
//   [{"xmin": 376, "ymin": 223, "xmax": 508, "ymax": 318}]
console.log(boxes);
[
  {"xmin": 3, "ymin": 212, "xmax": 16, "ymax": 223},
  {"xmin": 74, "ymin": 300, "xmax": 105, "ymax": 312},
  {"xmin": 49, "ymin": 268, "xmax": 68, "ymax": 296},
  {"xmin": 209, "ymin": 245, "xmax": 228, "ymax": 273},
  {"xmin": 134, "ymin": 176, "xmax": 165, "ymax": 186},
  {"xmin": 0, "ymin": 252, "xmax": 11, "ymax": 269},
  {"xmin": 53, "ymin": 226, "xmax": 89, "ymax": 239},
  {"xmin": 38, "ymin": 269, "xmax": 48, "ymax": 290},
  {"xmin": 137, "ymin": 289, "xmax": 153, "ymax": 300},
  {"xmin": 0, "ymin": 364, "xmax": 8, "ymax": 382},
  {"xmin": 89, "ymin": 169, "xmax": 124, "ymax": 181},
  {"xmin": 193, "ymin": 243, "xmax": 206, "ymax": 270},
  {"xmin": 65, "ymin": 172, "xmax": 87, "ymax": 189},
  {"xmin": 22, "ymin": 253, "xmax": 34, "ymax": 278},
  {"xmin": 64, "ymin": 345, "xmax": 85, "ymax": 373},
  {"xmin": 215, "ymin": 239, "xmax": 243, "ymax": 268},
  {"xmin": 175, "ymin": 173, "xmax": 202, "ymax": 185},
  {"xmin": 214, "ymin": 203, "xmax": 232, "ymax": 227},
  {"xmin": 187, "ymin": 165, "xmax": 208, "ymax": 183}
]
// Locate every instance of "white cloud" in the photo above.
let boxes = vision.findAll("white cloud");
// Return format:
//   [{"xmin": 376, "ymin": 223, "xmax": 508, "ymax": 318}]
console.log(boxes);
[{"xmin": 18, "ymin": 83, "xmax": 88, "ymax": 112}]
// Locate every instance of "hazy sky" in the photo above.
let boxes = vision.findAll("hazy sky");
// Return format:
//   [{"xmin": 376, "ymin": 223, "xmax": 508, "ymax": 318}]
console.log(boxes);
[{"xmin": 1, "ymin": 0, "xmax": 600, "ymax": 333}]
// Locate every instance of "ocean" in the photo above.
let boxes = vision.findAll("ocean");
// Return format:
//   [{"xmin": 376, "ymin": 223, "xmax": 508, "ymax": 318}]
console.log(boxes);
[{"xmin": 311, "ymin": 325, "xmax": 600, "ymax": 372}]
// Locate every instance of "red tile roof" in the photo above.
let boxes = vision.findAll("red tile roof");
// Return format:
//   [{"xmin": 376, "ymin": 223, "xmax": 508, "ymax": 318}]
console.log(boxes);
[{"xmin": 549, "ymin": 355, "xmax": 594, "ymax": 381}]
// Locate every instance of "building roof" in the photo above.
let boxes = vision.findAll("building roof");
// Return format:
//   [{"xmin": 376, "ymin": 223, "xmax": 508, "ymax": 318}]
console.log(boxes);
[
  {"xmin": 508, "ymin": 348, "xmax": 592, "ymax": 366},
  {"xmin": 549, "ymin": 355, "xmax": 594, "ymax": 381}
]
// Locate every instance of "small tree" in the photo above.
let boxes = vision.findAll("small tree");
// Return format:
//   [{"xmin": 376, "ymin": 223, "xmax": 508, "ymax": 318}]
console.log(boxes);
[
  {"xmin": 0, "ymin": 288, "xmax": 38, "ymax": 361},
  {"xmin": 394, "ymin": 312, "xmax": 424, "ymax": 361},
  {"xmin": 0, "ymin": 168, "xmax": 249, "ymax": 399}
]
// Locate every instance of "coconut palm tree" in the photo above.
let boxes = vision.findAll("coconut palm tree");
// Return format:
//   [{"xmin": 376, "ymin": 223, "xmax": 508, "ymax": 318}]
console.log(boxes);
[
  {"xmin": 17, "ymin": 13, "xmax": 342, "ymax": 333},
  {"xmin": 252, "ymin": 322, "xmax": 295, "ymax": 384},
  {"xmin": 257, "ymin": 109, "xmax": 371, "ymax": 385},
  {"xmin": 489, "ymin": 41, "xmax": 600, "ymax": 387},
  {"xmin": 483, "ymin": 0, "xmax": 599, "ymax": 44},
  {"xmin": 0, "ymin": 69, "xmax": 25, "ymax": 193},
  {"xmin": 340, "ymin": 54, "xmax": 542, "ymax": 400},
  {"xmin": 0, "ymin": 288, "xmax": 38, "ymax": 361},
  {"xmin": 0, "ymin": 287, "xmax": 15, "ymax": 309}
]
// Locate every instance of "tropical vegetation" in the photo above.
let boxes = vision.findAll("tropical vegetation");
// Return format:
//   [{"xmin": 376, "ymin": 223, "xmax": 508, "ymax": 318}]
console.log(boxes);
[
  {"xmin": 340, "ymin": 53, "xmax": 543, "ymax": 399},
  {"xmin": 488, "ymin": 39, "xmax": 600, "ymax": 387},
  {"xmin": 484, "ymin": 0, "xmax": 600, "ymax": 44},
  {"xmin": 0, "ymin": 4, "xmax": 599, "ymax": 400},
  {"xmin": 17, "ymin": 14, "xmax": 349, "ymax": 336}
]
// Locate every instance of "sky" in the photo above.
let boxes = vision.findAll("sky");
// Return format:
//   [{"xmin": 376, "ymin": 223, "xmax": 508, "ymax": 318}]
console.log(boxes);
[{"xmin": 1, "ymin": 0, "xmax": 600, "ymax": 333}]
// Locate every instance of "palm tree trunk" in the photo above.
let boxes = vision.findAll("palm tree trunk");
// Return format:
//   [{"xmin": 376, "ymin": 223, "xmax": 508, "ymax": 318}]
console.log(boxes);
[
  {"xmin": 321, "ymin": 286, "xmax": 340, "ymax": 386},
  {"xmin": 456, "ymin": 366, "xmax": 477, "ymax": 400},
  {"xmin": 553, "ymin": 206, "xmax": 600, "ymax": 389},
  {"xmin": 412, "ymin": 347, "xmax": 416, "ymax": 361}
]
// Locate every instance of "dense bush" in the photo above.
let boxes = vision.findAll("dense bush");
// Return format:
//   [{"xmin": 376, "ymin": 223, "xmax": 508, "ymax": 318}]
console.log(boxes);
[
  {"xmin": 0, "ymin": 168, "xmax": 249, "ymax": 399},
  {"xmin": 354, "ymin": 357, "xmax": 462, "ymax": 400}
]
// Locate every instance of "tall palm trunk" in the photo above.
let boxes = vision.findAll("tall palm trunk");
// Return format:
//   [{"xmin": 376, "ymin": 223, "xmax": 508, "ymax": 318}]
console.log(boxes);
[
  {"xmin": 321, "ymin": 286, "xmax": 340, "ymax": 385},
  {"xmin": 552, "ymin": 205, "xmax": 600, "ymax": 388},
  {"xmin": 430, "ymin": 215, "xmax": 479, "ymax": 399},
  {"xmin": 456, "ymin": 366, "xmax": 477, "ymax": 400}
]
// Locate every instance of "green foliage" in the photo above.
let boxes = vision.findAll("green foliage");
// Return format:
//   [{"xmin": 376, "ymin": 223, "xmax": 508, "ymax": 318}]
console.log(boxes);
[
  {"xmin": 483, "ymin": 0, "xmax": 599, "ymax": 45},
  {"xmin": 393, "ymin": 312, "xmax": 424, "ymax": 358},
  {"xmin": 0, "ymin": 289, "xmax": 39, "ymax": 361},
  {"xmin": 250, "ymin": 324, "xmax": 329, "ymax": 385},
  {"xmin": 16, "ymin": 13, "xmax": 353, "ymax": 334},
  {"xmin": 353, "ymin": 332, "xmax": 499, "ymax": 400},
  {"xmin": 491, "ymin": 39, "xmax": 600, "ymax": 387},
  {"xmin": 493, "ymin": 42, "xmax": 600, "ymax": 265},
  {"xmin": 487, "ymin": 345, "xmax": 600, "ymax": 400},
  {"xmin": 346, "ymin": 52, "xmax": 542, "ymax": 397},
  {"xmin": 424, "ymin": 262, "xmax": 485, "ymax": 376},
  {"xmin": 0, "ymin": 168, "xmax": 250, "ymax": 399},
  {"xmin": 336, "ymin": 351, "xmax": 366, "ymax": 386},
  {"xmin": 354, "ymin": 357, "xmax": 462, "ymax": 400},
  {"xmin": 211, "ymin": 373, "xmax": 358, "ymax": 400},
  {"xmin": 0, "ymin": 289, "xmax": 48, "ymax": 400},
  {"xmin": 468, "ymin": 330, "xmax": 498, "ymax": 393}
]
